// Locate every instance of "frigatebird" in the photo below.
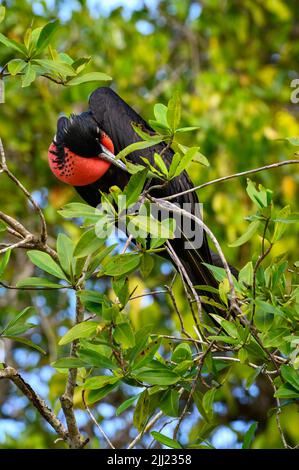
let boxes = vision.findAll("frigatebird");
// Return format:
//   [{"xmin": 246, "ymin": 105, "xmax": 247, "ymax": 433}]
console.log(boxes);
[{"xmin": 48, "ymin": 87, "xmax": 236, "ymax": 308}]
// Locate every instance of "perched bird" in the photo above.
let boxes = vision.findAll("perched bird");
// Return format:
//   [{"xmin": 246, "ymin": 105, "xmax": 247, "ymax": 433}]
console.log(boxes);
[{"xmin": 48, "ymin": 87, "xmax": 235, "ymax": 310}]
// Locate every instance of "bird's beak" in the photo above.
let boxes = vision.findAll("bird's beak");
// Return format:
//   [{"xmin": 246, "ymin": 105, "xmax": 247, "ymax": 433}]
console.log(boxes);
[{"xmin": 99, "ymin": 144, "xmax": 128, "ymax": 172}]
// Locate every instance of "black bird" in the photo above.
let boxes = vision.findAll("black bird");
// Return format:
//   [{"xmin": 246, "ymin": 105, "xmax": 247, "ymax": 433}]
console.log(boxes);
[{"xmin": 48, "ymin": 87, "xmax": 235, "ymax": 309}]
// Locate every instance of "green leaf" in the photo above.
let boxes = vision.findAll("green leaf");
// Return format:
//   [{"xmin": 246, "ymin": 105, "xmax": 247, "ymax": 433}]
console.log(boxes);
[
  {"xmin": 285, "ymin": 137, "xmax": 299, "ymax": 146},
  {"xmin": 246, "ymin": 179, "xmax": 272, "ymax": 208},
  {"xmin": 32, "ymin": 59, "xmax": 75, "ymax": 77},
  {"xmin": 57, "ymin": 233, "xmax": 73, "ymax": 275},
  {"xmin": 0, "ymin": 249, "xmax": 11, "ymax": 278},
  {"xmin": 151, "ymin": 431, "xmax": 182, "ymax": 449},
  {"xmin": 87, "ymin": 381, "xmax": 119, "ymax": 404},
  {"xmin": 72, "ymin": 56, "xmax": 91, "ymax": 73},
  {"xmin": 123, "ymin": 168, "xmax": 148, "ymax": 207},
  {"xmin": 128, "ymin": 215, "xmax": 175, "ymax": 239},
  {"xmin": 52, "ymin": 357, "xmax": 88, "ymax": 369},
  {"xmin": 35, "ymin": 20, "xmax": 59, "ymax": 55},
  {"xmin": 228, "ymin": 220, "xmax": 260, "ymax": 247},
  {"xmin": 140, "ymin": 253, "xmax": 155, "ymax": 278},
  {"xmin": 202, "ymin": 388, "xmax": 217, "ymax": 420},
  {"xmin": 116, "ymin": 138, "xmax": 163, "ymax": 160},
  {"xmin": 0, "ymin": 32, "xmax": 27, "ymax": 55},
  {"xmin": 167, "ymin": 91, "xmax": 181, "ymax": 130},
  {"xmin": 132, "ymin": 338, "xmax": 161, "ymax": 370},
  {"xmin": 7, "ymin": 59, "xmax": 26, "ymax": 76},
  {"xmin": 242, "ymin": 422, "xmax": 258, "ymax": 449},
  {"xmin": 238, "ymin": 261, "xmax": 253, "ymax": 286},
  {"xmin": 21, "ymin": 64, "xmax": 36, "ymax": 87},
  {"xmin": 0, "ymin": 220, "xmax": 6, "ymax": 232},
  {"xmin": 160, "ymin": 389, "xmax": 180, "ymax": 417},
  {"xmin": 0, "ymin": 6, "xmax": 5, "ymax": 24},
  {"xmin": 58, "ymin": 202, "xmax": 99, "ymax": 220},
  {"xmin": 175, "ymin": 126, "xmax": 200, "ymax": 133},
  {"xmin": 83, "ymin": 375, "xmax": 119, "ymax": 390},
  {"xmin": 171, "ymin": 343, "xmax": 192, "ymax": 363},
  {"xmin": 16, "ymin": 277, "xmax": 63, "ymax": 289},
  {"xmin": 74, "ymin": 228, "xmax": 105, "ymax": 258},
  {"xmin": 79, "ymin": 347, "xmax": 118, "ymax": 370},
  {"xmin": 116, "ymin": 395, "xmax": 140, "ymax": 416},
  {"xmin": 273, "ymin": 213, "xmax": 299, "ymax": 223},
  {"xmin": 67, "ymin": 72, "xmax": 112, "ymax": 86},
  {"xmin": 133, "ymin": 361, "xmax": 180, "ymax": 385},
  {"xmin": 171, "ymin": 147, "xmax": 199, "ymax": 177},
  {"xmin": 274, "ymin": 384, "xmax": 299, "ymax": 399},
  {"xmin": 154, "ymin": 152, "xmax": 168, "ymax": 176},
  {"xmin": 133, "ymin": 390, "xmax": 150, "ymax": 431},
  {"xmin": 281, "ymin": 365, "xmax": 299, "ymax": 392},
  {"xmin": 2, "ymin": 306, "xmax": 33, "ymax": 335},
  {"xmin": 3, "ymin": 335, "xmax": 45, "ymax": 354},
  {"xmin": 59, "ymin": 322, "xmax": 98, "ymax": 346},
  {"xmin": 154, "ymin": 103, "xmax": 169, "ymax": 127},
  {"xmin": 148, "ymin": 120, "xmax": 171, "ymax": 135},
  {"xmin": 113, "ymin": 322, "xmax": 135, "ymax": 349},
  {"xmin": 103, "ymin": 253, "xmax": 142, "ymax": 276},
  {"xmin": 27, "ymin": 250, "xmax": 68, "ymax": 280}
]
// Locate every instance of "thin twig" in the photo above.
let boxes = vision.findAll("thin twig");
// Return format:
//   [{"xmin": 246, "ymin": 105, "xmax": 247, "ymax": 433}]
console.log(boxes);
[
  {"xmin": 82, "ymin": 391, "xmax": 115, "ymax": 449},
  {"xmin": 162, "ymin": 159, "xmax": 299, "ymax": 201}
]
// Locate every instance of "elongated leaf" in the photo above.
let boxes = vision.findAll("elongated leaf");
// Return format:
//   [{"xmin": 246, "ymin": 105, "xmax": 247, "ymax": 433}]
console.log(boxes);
[
  {"xmin": 128, "ymin": 215, "xmax": 175, "ymax": 239},
  {"xmin": 0, "ymin": 6, "xmax": 5, "ymax": 24},
  {"xmin": 16, "ymin": 277, "xmax": 63, "ymax": 289},
  {"xmin": 67, "ymin": 72, "xmax": 112, "ymax": 86},
  {"xmin": 116, "ymin": 394, "xmax": 140, "ymax": 416},
  {"xmin": 132, "ymin": 338, "xmax": 161, "ymax": 370},
  {"xmin": 4, "ymin": 335, "xmax": 45, "ymax": 354},
  {"xmin": 285, "ymin": 137, "xmax": 299, "ymax": 146},
  {"xmin": 242, "ymin": 422, "xmax": 258, "ymax": 449},
  {"xmin": 228, "ymin": 220, "xmax": 260, "ymax": 247},
  {"xmin": 151, "ymin": 432, "xmax": 182, "ymax": 449},
  {"xmin": 123, "ymin": 168, "xmax": 148, "ymax": 207},
  {"xmin": 281, "ymin": 365, "xmax": 299, "ymax": 391},
  {"xmin": 133, "ymin": 362, "xmax": 179, "ymax": 385},
  {"xmin": 154, "ymin": 153, "xmax": 168, "ymax": 176},
  {"xmin": 74, "ymin": 228, "xmax": 105, "ymax": 258},
  {"xmin": 79, "ymin": 347, "xmax": 118, "ymax": 370},
  {"xmin": 103, "ymin": 253, "xmax": 142, "ymax": 276},
  {"xmin": 59, "ymin": 322, "xmax": 98, "ymax": 346},
  {"xmin": 116, "ymin": 138, "xmax": 162, "ymax": 160},
  {"xmin": 273, "ymin": 213, "xmax": 299, "ymax": 223},
  {"xmin": 154, "ymin": 103, "xmax": 169, "ymax": 127},
  {"xmin": 274, "ymin": 384, "xmax": 299, "ymax": 399},
  {"xmin": 134, "ymin": 390, "xmax": 150, "ymax": 431},
  {"xmin": 52, "ymin": 357, "xmax": 88, "ymax": 369},
  {"xmin": 2, "ymin": 306, "xmax": 33, "ymax": 334},
  {"xmin": 58, "ymin": 202, "xmax": 99, "ymax": 220},
  {"xmin": 160, "ymin": 389, "xmax": 179, "ymax": 417},
  {"xmin": 87, "ymin": 381, "xmax": 119, "ymax": 404},
  {"xmin": 27, "ymin": 250, "xmax": 68, "ymax": 280},
  {"xmin": 172, "ymin": 147, "xmax": 199, "ymax": 177},
  {"xmin": 83, "ymin": 375, "xmax": 119, "ymax": 390},
  {"xmin": 33, "ymin": 59, "xmax": 75, "ymax": 77},
  {"xmin": 35, "ymin": 20, "xmax": 59, "ymax": 55},
  {"xmin": 0, "ymin": 250, "xmax": 11, "ymax": 278},
  {"xmin": 21, "ymin": 64, "xmax": 36, "ymax": 88},
  {"xmin": 7, "ymin": 59, "xmax": 26, "ymax": 76},
  {"xmin": 0, "ymin": 32, "xmax": 27, "ymax": 55},
  {"xmin": 113, "ymin": 322, "xmax": 135, "ymax": 349},
  {"xmin": 167, "ymin": 91, "xmax": 181, "ymax": 130},
  {"xmin": 175, "ymin": 126, "xmax": 200, "ymax": 133},
  {"xmin": 57, "ymin": 233, "xmax": 73, "ymax": 275}
]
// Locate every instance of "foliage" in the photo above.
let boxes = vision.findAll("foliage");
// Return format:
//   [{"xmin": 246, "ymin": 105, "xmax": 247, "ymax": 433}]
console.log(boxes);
[{"xmin": 0, "ymin": 0, "xmax": 299, "ymax": 450}]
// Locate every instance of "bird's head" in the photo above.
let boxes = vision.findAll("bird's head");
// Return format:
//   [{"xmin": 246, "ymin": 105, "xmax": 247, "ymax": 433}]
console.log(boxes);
[{"xmin": 48, "ymin": 112, "xmax": 114, "ymax": 186}]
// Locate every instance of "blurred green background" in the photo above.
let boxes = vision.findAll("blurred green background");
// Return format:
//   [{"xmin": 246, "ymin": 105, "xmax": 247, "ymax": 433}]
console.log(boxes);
[{"xmin": 0, "ymin": 0, "xmax": 298, "ymax": 449}]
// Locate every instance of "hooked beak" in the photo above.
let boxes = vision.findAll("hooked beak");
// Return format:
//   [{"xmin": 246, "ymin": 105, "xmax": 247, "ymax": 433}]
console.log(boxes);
[{"xmin": 99, "ymin": 144, "xmax": 128, "ymax": 172}]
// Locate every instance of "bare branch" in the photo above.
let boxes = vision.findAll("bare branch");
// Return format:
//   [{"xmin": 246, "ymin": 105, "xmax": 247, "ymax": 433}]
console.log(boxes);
[
  {"xmin": 0, "ymin": 366, "xmax": 68, "ymax": 442},
  {"xmin": 162, "ymin": 159, "xmax": 299, "ymax": 201}
]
